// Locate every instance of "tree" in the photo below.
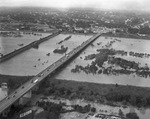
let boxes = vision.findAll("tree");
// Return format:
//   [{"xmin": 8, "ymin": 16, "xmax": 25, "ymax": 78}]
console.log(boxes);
[
  {"xmin": 47, "ymin": 112, "xmax": 59, "ymax": 119},
  {"xmin": 118, "ymin": 109, "xmax": 124, "ymax": 117},
  {"xmin": 91, "ymin": 107, "xmax": 96, "ymax": 113},
  {"xmin": 115, "ymin": 83, "xmax": 119, "ymax": 87},
  {"xmin": 78, "ymin": 86, "xmax": 84, "ymax": 91},
  {"xmin": 130, "ymin": 96, "xmax": 136, "ymax": 106},
  {"xmin": 66, "ymin": 89, "xmax": 71, "ymax": 96},
  {"xmin": 141, "ymin": 98, "xmax": 147, "ymax": 107},
  {"xmin": 89, "ymin": 90, "xmax": 94, "ymax": 95},
  {"xmin": 126, "ymin": 112, "xmax": 139, "ymax": 119},
  {"xmin": 8, "ymin": 79, "xmax": 16, "ymax": 89}
]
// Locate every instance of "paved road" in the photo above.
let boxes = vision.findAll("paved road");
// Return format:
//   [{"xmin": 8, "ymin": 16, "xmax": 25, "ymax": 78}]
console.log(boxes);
[{"xmin": 0, "ymin": 33, "xmax": 101, "ymax": 114}]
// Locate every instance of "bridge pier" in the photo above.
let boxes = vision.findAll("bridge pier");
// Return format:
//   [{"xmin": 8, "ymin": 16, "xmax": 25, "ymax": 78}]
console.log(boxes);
[
  {"xmin": 19, "ymin": 90, "xmax": 32, "ymax": 105},
  {"xmin": 19, "ymin": 84, "xmax": 39, "ymax": 105},
  {"xmin": 32, "ymin": 84, "xmax": 39, "ymax": 91},
  {"xmin": 0, "ymin": 85, "xmax": 39, "ymax": 118}
]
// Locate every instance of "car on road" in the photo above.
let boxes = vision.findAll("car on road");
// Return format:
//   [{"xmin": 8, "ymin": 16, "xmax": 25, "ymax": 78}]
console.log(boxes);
[
  {"xmin": 6, "ymin": 97, "xmax": 10, "ymax": 100},
  {"xmin": 32, "ymin": 79, "xmax": 39, "ymax": 83}
]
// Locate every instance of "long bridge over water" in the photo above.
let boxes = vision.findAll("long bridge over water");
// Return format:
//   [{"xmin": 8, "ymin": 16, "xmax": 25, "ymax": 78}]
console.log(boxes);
[
  {"xmin": 0, "ymin": 30, "xmax": 61, "ymax": 63},
  {"xmin": 0, "ymin": 33, "xmax": 101, "ymax": 115}
]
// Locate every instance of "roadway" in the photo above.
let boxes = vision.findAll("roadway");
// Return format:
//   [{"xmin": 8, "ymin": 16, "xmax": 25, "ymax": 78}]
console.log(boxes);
[{"xmin": 0, "ymin": 33, "xmax": 101, "ymax": 114}]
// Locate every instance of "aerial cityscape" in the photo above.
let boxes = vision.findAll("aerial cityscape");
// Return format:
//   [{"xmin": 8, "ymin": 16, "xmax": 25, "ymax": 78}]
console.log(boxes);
[{"xmin": 0, "ymin": 0, "xmax": 150, "ymax": 119}]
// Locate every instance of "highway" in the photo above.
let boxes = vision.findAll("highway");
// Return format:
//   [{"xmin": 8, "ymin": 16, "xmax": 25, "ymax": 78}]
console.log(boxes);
[{"xmin": 0, "ymin": 33, "xmax": 101, "ymax": 114}]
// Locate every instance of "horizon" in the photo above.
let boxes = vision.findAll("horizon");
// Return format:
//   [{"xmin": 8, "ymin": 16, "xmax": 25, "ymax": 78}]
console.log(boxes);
[{"xmin": 0, "ymin": 0, "xmax": 150, "ymax": 12}]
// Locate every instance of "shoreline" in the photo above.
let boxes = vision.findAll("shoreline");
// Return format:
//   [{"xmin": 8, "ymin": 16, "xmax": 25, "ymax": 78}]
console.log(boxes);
[
  {"xmin": 103, "ymin": 32, "xmax": 150, "ymax": 40},
  {"xmin": 0, "ymin": 29, "xmax": 56, "ymax": 34},
  {"xmin": 1, "ymin": 74, "xmax": 150, "ymax": 108},
  {"xmin": 1, "ymin": 73, "xmax": 150, "ymax": 88},
  {"xmin": 1, "ymin": 29, "xmax": 150, "ymax": 40}
]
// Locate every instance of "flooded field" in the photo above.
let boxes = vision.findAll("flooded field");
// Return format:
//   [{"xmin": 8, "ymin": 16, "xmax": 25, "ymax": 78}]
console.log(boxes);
[
  {"xmin": 0, "ymin": 34, "xmax": 91, "ymax": 75},
  {"xmin": 0, "ymin": 34, "xmax": 150, "ymax": 87},
  {"xmin": 0, "ymin": 32, "xmax": 50, "ymax": 55},
  {"xmin": 55, "ymin": 36, "xmax": 150, "ymax": 87},
  {"xmin": 1, "ymin": 34, "xmax": 150, "ymax": 118}
]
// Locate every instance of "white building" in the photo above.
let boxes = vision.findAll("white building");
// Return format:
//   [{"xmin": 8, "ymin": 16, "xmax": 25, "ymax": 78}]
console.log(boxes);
[{"xmin": 0, "ymin": 82, "xmax": 8, "ymax": 101}]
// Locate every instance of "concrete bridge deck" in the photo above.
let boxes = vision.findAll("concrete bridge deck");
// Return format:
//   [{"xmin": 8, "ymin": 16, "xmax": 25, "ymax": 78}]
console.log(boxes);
[{"xmin": 0, "ymin": 33, "xmax": 101, "ymax": 114}]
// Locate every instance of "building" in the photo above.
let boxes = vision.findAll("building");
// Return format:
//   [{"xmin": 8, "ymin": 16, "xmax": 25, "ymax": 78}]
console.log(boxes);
[
  {"xmin": 18, "ymin": 109, "xmax": 34, "ymax": 119},
  {"xmin": 0, "ymin": 82, "xmax": 8, "ymax": 101}
]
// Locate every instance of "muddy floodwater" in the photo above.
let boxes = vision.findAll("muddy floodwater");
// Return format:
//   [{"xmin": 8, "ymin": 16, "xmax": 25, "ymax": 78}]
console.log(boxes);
[
  {"xmin": 1, "ymin": 35, "xmax": 150, "ymax": 87},
  {"xmin": 55, "ymin": 36, "xmax": 150, "ymax": 87},
  {"xmin": 0, "ymin": 32, "xmax": 50, "ymax": 55},
  {"xmin": 1, "ymin": 34, "xmax": 150, "ymax": 118},
  {"xmin": 0, "ymin": 33, "xmax": 91, "ymax": 75}
]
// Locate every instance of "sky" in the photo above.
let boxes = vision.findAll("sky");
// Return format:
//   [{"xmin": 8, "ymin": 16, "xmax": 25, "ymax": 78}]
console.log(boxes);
[{"xmin": 0, "ymin": 0, "xmax": 150, "ymax": 11}]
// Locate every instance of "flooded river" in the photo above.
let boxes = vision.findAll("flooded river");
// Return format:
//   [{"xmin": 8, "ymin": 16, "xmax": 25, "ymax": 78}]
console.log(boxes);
[
  {"xmin": 55, "ymin": 36, "xmax": 150, "ymax": 87},
  {"xmin": 0, "ymin": 33, "xmax": 91, "ymax": 75},
  {"xmin": 0, "ymin": 34, "xmax": 150, "ymax": 86},
  {"xmin": 1, "ymin": 34, "xmax": 150, "ymax": 118},
  {"xmin": 0, "ymin": 32, "xmax": 50, "ymax": 55}
]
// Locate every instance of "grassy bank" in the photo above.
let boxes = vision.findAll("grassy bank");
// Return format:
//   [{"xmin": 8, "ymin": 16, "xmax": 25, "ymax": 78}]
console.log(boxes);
[
  {"xmin": 1, "ymin": 74, "xmax": 150, "ymax": 108},
  {"xmin": 38, "ymin": 77, "xmax": 150, "ymax": 108}
]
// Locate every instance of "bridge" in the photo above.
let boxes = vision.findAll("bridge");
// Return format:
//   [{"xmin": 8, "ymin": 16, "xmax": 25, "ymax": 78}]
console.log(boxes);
[
  {"xmin": 0, "ymin": 30, "xmax": 60, "ymax": 63},
  {"xmin": 0, "ymin": 33, "xmax": 101, "ymax": 114}
]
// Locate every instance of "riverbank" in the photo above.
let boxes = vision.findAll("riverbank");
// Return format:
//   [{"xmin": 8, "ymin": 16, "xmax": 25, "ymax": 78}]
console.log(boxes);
[
  {"xmin": 39, "ymin": 78, "xmax": 150, "ymax": 108},
  {"xmin": 62, "ymin": 31, "xmax": 150, "ymax": 40},
  {"xmin": 1, "ymin": 74, "xmax": 150, "ymax": 108},
  {"xmin": 103, "ymin": 32, "xmax": 150, "ymax": 40}
]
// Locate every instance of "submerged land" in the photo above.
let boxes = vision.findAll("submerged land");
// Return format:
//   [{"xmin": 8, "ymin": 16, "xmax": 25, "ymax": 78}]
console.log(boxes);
[{"xmin": 1, "ymin": 7, "xmax": 150, "ymax": 119}]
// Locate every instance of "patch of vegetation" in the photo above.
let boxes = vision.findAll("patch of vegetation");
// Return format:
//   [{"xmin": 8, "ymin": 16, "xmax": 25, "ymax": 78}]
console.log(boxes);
[
  {"xmin": 53, "ymin": 45, "xmax": 68, "ymax": 54},
  {"xmin": 36, "ymin": 101, "xmax": 63, "ymax": 119},
  {"xmin": 71, "ymin": 48, "xmax": 150, "ymax": 77},
  {"xmin": 1, "ymin": 72, "xmax": 150, "ymax": 109},
  {"xmin": 72, "ymin": 104, "xmax": 96, "ymax": 113},
  {"xmin": 35, "ymin": 78, "xmax": 150, "ymax": 108},
  {"xmin": 36, "ymin": 99, "xmax": 96, "ymax": 119},
  {"xmin": 84, "ymin": 54, "xmax": 96, "ymax": 60},
  {"xmin": 126, "ymin": 112, "xmax": 139, "ymax": 119}
]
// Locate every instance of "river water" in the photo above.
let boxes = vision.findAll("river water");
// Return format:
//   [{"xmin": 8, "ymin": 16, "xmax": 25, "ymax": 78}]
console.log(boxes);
[
  {"xmin": 0, "ymin": 32, "xmax": 50, "ymax": 55},
  {"xmin": 0, "ymin": 33, "xmax": 150, "ymax": 118},
  {"xmin": 0, "ymin": 33, "xmax": 91, "ymax": 75},
  {"xmin": 55, "ymin": 36, "xmax": 150, "ymax": 87}
]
